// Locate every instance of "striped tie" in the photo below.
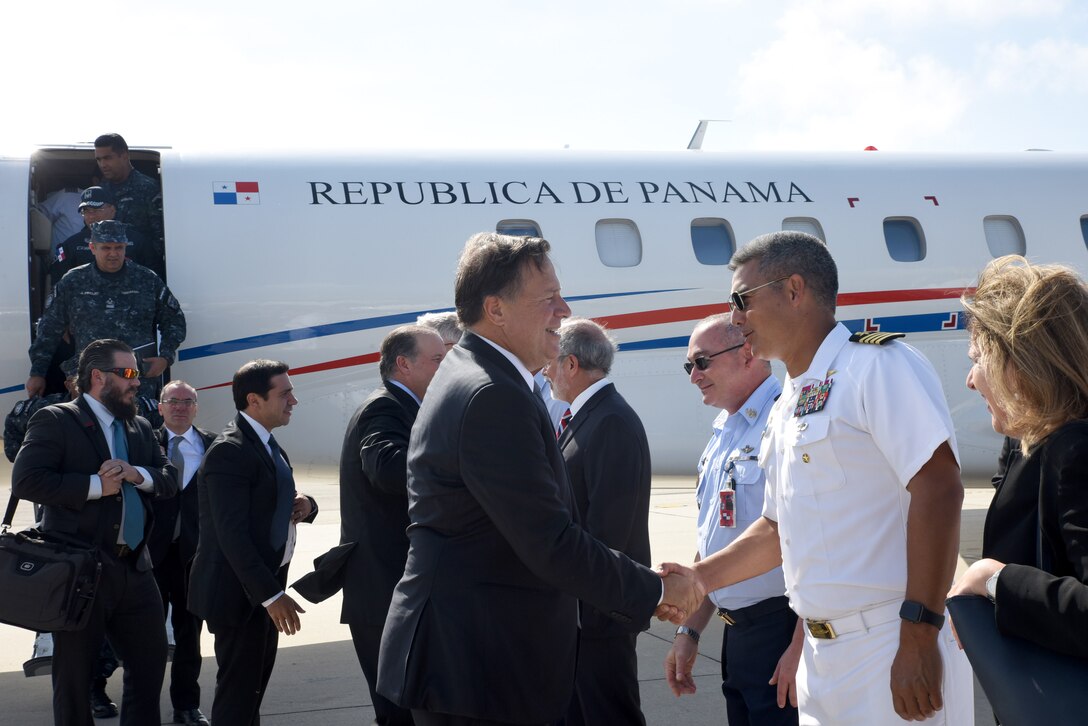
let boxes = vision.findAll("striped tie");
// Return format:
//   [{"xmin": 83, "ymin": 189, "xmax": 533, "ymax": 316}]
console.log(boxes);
[{"xmin": 557, "ymin": 408, "xmax": 572, "ymax": 439}]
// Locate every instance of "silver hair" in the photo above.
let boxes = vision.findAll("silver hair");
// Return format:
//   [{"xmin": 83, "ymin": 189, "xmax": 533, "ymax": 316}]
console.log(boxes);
[
  {"xmin": 416, "ymin": 311, "xmax": 463, "ymax": 345},
  {"xmin": 558, "ymin": 318, "xmax": 617, "ymax": 375}
]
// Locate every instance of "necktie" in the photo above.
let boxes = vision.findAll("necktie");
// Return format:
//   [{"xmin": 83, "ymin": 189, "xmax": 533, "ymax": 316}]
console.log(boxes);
[
  {"xmin": 169, "ymin": 436, "xmax": 186, "ymax": 489},
  {"xmin": 169, "ymin": 436, "xmax": 185, "ymax": 540},
  {"xmin": 557, "ymin": 408, "xmax": 573, "ymax": 439},
  {"xmin": 111, "ymin": 420, "xmax": 144, "ymax": 548},
  {"xmin": 268, "ymin": 435, "xmax": 294, "ymax": 551}
]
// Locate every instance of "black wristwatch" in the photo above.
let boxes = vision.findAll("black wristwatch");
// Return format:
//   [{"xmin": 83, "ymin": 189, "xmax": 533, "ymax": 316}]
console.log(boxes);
[{"xmin": 899, "ymin": 600, "xmax": 945, "ymax": 631}]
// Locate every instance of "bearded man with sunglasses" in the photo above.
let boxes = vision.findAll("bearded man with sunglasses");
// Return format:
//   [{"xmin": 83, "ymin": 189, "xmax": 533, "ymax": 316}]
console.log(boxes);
[
  {"xmin": 666, "ymin": 314, "xmax": 801, "ymax": 726},
  {"xmin": 13, "ymin": 338, "xmax": 178, "ymax": 726}
]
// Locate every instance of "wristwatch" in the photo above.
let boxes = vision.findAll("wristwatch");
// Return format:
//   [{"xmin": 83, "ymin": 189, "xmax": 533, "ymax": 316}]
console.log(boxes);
[
  {"xmin": 675, "ymin": 626, "xmax": 700, "ymax": 643},
  {"xmin": 899, "ymin": 600, "xmax": 945, "ymax": 631},
  {"xmin": 985, "ymin": 570, "xmax": 1001, "ymax": 602}
]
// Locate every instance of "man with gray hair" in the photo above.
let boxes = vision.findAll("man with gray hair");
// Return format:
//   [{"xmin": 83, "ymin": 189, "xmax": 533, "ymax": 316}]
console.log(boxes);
[
  {"xmin": 377, "ymin": 233, "xmax": 701, "ymax": 726},
  {"xmin": 666, "ymin": 314, "xmax": 799, "ymax": 726},
  {"xmin": 416, "ymin": 311, "xmax": 463, "ymax": 349},
  {"xmin": 339, "ymin": 324, "xmax": 446, "ymax": 726},
  {"xmin": 545, "ymin": 317, "xmax": 652, "ymax": 726},
  {"xmin": 662, "ymin": 231, "xmax": 972, "ymax": 724}
]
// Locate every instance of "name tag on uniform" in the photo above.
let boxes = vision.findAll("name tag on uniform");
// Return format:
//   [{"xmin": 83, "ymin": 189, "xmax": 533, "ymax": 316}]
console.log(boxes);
[
  {"xmin": 794, "ymin": 378, "xmax": 833, "ymax": 417},
  {"xmin": 719, "ymin": 481, "xmax": 736, "ymax": 528}
]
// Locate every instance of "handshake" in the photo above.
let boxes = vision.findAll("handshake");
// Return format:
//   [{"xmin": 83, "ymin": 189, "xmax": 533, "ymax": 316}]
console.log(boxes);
[{"xmin": 653, "ymin": 562, "xmax": 707, "ymax": 624}]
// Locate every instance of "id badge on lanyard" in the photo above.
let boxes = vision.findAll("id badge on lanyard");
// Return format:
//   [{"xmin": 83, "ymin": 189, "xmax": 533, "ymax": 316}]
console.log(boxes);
[{"xmin": 719, "ymin": 459, "xmax": 739, "ymax": 528}]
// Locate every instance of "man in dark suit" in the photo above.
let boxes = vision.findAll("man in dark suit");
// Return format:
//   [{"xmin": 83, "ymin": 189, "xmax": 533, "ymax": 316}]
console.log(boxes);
[
  {"xmin": 340, "ymin": 324, "xmax": 447, "ymax": 726},
  {"xmin": 12, "ymin": 338, "xmax": 177, "ymax": 726},
  {"xmin": 376, "ymin": 233, "xmax": 703, "ymax": 726},
  {"xmin": 149, "ymin": 380, "xmax": 216, "ymax": 726},
  {"xmin": 187, "ymin": 360, "xmax": 319, "ymax": 725},
  {"xmin": 545, "ymin": 317, "xmax": 652, "ymax": 726}
]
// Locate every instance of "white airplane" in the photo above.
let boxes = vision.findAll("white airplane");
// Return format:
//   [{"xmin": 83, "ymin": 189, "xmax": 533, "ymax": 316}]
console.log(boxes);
[{"xmin": 4, "ymin": 144, "xmax": 1085, "ymax": 476}]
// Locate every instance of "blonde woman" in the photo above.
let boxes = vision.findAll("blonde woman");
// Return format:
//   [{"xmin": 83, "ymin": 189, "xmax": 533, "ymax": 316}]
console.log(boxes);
[{"xmin": 949, "ymin": 255, "xmax": 1088, "ymax": 658}]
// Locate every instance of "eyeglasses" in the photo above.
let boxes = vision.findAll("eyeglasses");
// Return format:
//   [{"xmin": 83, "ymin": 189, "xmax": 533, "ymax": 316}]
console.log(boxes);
[
  {"xmin": 684, "ymin": 341, "xmax": 745, "ymax": 374},
  {"xmin": 730, "ymin": 276, "xmax": 791, "ymax": 312},
  {"xmin": 99, "ymin": 367, "xmax": 140, "ymax": 379},
  {"xmin": 162, "ymin": 398, "xmax": 197, "ymax": 407}
]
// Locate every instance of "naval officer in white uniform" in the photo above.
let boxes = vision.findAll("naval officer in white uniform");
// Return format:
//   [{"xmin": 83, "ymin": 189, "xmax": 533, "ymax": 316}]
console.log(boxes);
[{"xmin": 663, "ymin": 231, "xmax": 972, "ymax": 725}]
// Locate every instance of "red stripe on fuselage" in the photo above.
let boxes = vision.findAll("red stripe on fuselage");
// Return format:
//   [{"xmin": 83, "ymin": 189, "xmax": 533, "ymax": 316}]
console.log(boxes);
[
  {"xmin": 593, "ymin": 288, "xmax": 970, "ymax": 330},
  {"xmin": 196, "ymin": 352, "xmax": 381, "ymax": 391},
  {"xmin": 194, "ymin": 287, "xmax": 972, "ymax": 389}
]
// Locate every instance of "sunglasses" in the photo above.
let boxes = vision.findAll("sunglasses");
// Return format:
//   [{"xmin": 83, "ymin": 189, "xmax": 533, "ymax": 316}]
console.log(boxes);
[
  {"xmin": 99, "ymin": 367, "xmax": 140, "ymax": 379},
  {"xmin": 730, "ymin": 276, "xmax": 791, "ymax": 312},
  {"xmin": 684, "ymin": 341, "xmax": 745, "ymax": 374}
]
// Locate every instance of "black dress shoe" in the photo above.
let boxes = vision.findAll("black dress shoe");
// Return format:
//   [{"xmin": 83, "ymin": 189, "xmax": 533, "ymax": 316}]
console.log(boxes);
[
  {"xmin": 90, "ymin": 687, "xmax": 118, "ymax": 719},
  {"xmin": 173, "ymin": 707, "xmax": 210, "ymax": 725}
]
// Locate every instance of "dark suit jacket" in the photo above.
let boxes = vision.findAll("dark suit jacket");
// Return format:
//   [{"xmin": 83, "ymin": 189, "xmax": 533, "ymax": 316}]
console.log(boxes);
[
  {"xmin": 559, "ymin": 382, "xmax": 652, "ymax": 639},
  {"xmin": 994, "ymin": 420, "xmax": 1088, "ymax": 658},
  {"xmin": 148, "ymin": 425, "xmax": 217, "ymax": 567},
  {"xmin": 982, "ymin": 437, "xmax": 1042, "ymax": 565},
  {"xmin": 187, "ymin": 414, "xmax": 317, "ymax": 630},
  {"xmin": 376, "ymin": 332, "xmax": 661, "ymax": 723},
  {"xmin": 11, "ymin": 395, "xmax": 176, "ymax": 572},
  {"xmin": 339, "ymin": 381, "xmax": 419, "ymax": 627}
]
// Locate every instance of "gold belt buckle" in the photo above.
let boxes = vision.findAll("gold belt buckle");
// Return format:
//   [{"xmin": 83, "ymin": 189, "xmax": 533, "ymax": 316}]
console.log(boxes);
[
  {"xmin": 806, "ymin": 619, "xmax": 837, "ymax": 639},
  {"xmin": 718, "ymin": 610, "xmax": 736, "ymax": 626}
]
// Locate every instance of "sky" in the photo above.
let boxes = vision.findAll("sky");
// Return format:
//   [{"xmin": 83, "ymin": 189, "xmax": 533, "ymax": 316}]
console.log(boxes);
[{"xmin": 4, "ymin": 0, "xmax": 1087, "ymax": 154}]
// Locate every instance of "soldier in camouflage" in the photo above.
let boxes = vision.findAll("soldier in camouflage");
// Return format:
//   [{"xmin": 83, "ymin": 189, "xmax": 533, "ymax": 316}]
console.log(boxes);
[
  {"xmin": 51, "ymin": 186, "xmax": 155, "ymax": 284},
  {"xmin": 26, "ymin": 220, "xmax": 185, "ymax": 399},
  {"xmin": 94, "ymin": 133, "xmax": 165, "ymax": 277}
]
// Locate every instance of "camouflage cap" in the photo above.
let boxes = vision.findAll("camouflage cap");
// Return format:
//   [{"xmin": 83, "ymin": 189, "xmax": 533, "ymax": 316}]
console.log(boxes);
[
  {"xmin": 90, "ymin": 220, "xmax": 128, "ymax": 244},
  {"xmin": 78, "ymin": 186, "xmax": 115, "ymax": 211}
]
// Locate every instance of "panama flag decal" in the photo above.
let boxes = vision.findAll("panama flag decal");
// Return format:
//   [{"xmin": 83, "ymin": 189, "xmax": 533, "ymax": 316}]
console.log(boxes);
[{"xmin": 213, "ymin": 181, "xmax": 260, "ymax": 205}]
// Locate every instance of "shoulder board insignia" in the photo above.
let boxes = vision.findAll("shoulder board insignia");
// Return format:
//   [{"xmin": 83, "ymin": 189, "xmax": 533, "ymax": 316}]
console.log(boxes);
[
  {"xmin": 13, "ymin": 400, "xmax": 26, "ymax": 415},
  {"xmin": 849, "ymin": 331, "xmax": 906, "ymax": 346}
]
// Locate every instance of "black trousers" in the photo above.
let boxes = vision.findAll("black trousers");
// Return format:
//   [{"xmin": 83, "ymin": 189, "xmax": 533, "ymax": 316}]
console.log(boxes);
[
  {"xmin": 52, "ymin": 552, "xmax": 167, "ymax": 726},
  {"xmin": 348, "ymin": 621, "xmax": 415, "ymax": 725},
  {"xmin": 720, "ymin": 597, "xmax": 799, "ymax": 726},
  {"xmin": 564, "ymin": 632, "xmax": 645, "ymax": 726},
  {"xmin": 153, "ymin": 542, "xmax": 204, "ymax": 710},
  {"xmin": 209, "ymin": 601, "xmax": 279, "ymax": 726}
]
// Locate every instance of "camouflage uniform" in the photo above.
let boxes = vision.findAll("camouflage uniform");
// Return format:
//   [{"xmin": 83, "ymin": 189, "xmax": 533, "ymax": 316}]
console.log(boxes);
[
  {"xmin": 50, "ymin": 222, "xmax": 153, "ymax": 285},
  {"xmin": 28, "ymin": 260, "xmax": 186, "ymax": 397},
  {"xmin": 4, "ymin": 393, "xmax": 163, "ymax": 463},
  {"xmin": 103, "ymin": 167, "xmax": 164, "ymax": 276}
]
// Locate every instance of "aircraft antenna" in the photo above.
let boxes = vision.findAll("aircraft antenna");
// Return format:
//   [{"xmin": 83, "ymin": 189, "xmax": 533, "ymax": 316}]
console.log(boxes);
[{"xmin": 687, "ymin": 119, "xmax": 731, "ymax": 150}]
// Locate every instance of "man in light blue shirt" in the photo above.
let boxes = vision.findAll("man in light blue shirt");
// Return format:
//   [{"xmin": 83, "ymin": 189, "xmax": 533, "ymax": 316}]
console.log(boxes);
[{"xmin": 665, "ymin": 314, "xmax": 801, "ymax": 726}]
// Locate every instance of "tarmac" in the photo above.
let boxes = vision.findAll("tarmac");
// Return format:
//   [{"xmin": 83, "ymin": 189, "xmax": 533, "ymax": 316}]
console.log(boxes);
[{"xmin": 0, "ymin": 462, "xmax": 998, "ymax": 725}]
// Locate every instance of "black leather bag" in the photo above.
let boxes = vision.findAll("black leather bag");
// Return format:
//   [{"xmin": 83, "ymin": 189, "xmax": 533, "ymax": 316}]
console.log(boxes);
[{"xmin": 0, "ymin": 495, "xmax": 101, "ymax": 632}]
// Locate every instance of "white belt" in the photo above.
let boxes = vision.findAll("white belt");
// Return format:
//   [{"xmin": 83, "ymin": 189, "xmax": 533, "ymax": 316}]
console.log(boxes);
[{"xmin": 804, "ymin": 600, "xmax": 902, "ymax": 640}]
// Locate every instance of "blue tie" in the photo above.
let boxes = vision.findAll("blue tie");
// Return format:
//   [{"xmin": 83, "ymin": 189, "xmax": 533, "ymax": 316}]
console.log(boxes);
[
  {"xmin": 111, "ymin": 420, "xmax": 144, "ymax": 548},
  {"xmin": 268, "ymin": 435, "xmax": 294, "ymax": 551}
]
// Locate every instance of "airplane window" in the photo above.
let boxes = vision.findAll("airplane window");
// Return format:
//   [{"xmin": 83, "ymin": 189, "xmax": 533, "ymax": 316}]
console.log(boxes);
[
  {"xmin": 496, "ymin": 219, "xmax": 542, "ymax": 238},
  {"xmin": 1081, "ymin": 216, "xmax": 1088, "ymax": 250},
  {"xmin": 983, "ymin": 216, "xmax": 1026, "ymax": 257},
  {"xmin": 690, "ymin": 218, "xmax": 735, "ymax": 265},
  {"xmin": 883, "ymin": 218, "xmax": 926, "ymax": 262},
  {"xmin": 595, "ymin": 219, "xmax": 642, "ymax": 268},
  {"xmin": 782, "ymin": 217, "xmax": 826, "ymax": 242}
]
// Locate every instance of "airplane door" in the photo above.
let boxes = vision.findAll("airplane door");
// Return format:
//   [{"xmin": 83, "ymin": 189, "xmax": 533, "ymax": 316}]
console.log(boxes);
[{"xmin": 0, "ymin": 156, "xmax": 31, "ymax": 399}]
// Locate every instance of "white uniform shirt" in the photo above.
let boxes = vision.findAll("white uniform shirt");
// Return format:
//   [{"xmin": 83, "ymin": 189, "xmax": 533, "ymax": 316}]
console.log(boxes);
[
  {"xmin": 759, "ymin": 323, "xmax": 959, "ymax": 619},
  {"xmin": 696, "ymin": 374, "xmax": 787, "ymax": 610}
]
